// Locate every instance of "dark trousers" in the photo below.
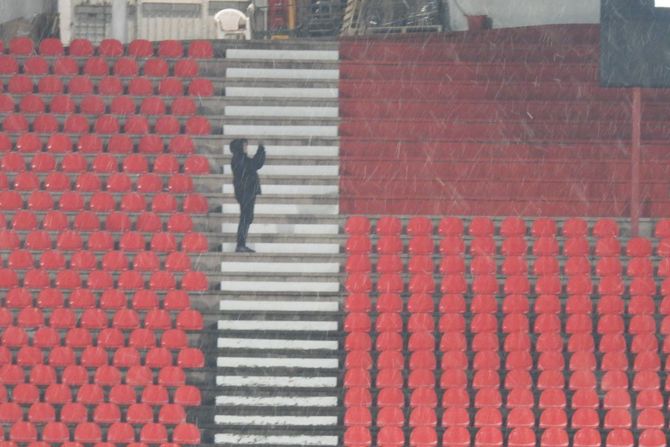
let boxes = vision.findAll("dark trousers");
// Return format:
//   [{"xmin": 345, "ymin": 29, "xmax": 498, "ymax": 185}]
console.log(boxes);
[{"xmin": 236, "ymin": 195, "xmax": 256, "ymax": 247}]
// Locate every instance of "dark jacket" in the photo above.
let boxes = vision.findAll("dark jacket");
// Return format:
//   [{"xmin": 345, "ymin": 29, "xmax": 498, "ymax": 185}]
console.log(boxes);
[{"xmin": 230, "ymin": 139, "xmax": 266, "ymax": 202}]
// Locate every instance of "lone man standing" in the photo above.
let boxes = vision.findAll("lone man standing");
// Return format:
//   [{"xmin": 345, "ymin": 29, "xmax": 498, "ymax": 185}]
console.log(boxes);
[{"xmin": 230, "ymin": 138, "xmax": 266, "ymax": 253}]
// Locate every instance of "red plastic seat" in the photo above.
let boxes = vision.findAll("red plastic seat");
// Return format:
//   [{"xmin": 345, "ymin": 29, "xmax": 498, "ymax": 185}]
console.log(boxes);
[
  {"xmin": 158, "ymin": 40, "xmax": 183, "ymax": 57},
  {"xmin": 39, "ymin": 37, "xmax": 64, "ymax": 55},
  {"xmin": 69, "ymin": 38, "xmax": 94, "ymax": 56},
  {"xmin": 113, "ymin": 57, "xmax": 139, "ymax": 76},
  {"xmin": 107, "ymin": 422, "xmax": 134, "ymax": 443},
  {"xmin": 63, "ymin": 114, "xmax": 90, "ymax": 133},
  {"xmin": 128, "ymin": 77, "xmax": 154, "ymax": 96},
  {"xmin": 99, "ymin": 38, "xmax": 123, "ymax": 56},
  {"xmin": 68, "ymin": 75, "xmax": 94, "ymax": 95},
  {"xmin": 19, "ymin": 95, "xmax": 44, "ymax": 114},
  {"xmin": 158, "ymin": 78, "xmax": 184, "ymax": 97},
  {"xmin": 606, "ymin": 429, "xmax": 634, "ymax": 447},
  {"xmin": 502, "ymin": 237, "xmax": 527, "ymax": 256},
  {"xmin": 187, "ymin": 78, "xmax": 214, "ymax": 99}
]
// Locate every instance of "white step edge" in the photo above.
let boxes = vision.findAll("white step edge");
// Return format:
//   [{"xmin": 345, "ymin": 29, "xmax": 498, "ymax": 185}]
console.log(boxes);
[
  {"xmin": 224, "ymin": 105, "xmax": 339, "ymax": 118},
  {"xmin": 219, "ymin": 300, "xmax": 339, "ymax": 312},
  {"xmin": 223, "ymin": 184, "xmax": 339, "ymax": 195},
  {"xmin": 218, "ymin": 320, "xmax": 338, "ymax": 332},
  {"xmin": 221, "ymin": 203, "xmax": 339, "ymax": 215},
  {"xmin": 221, "ymin": 261, "xmax": 340, "ymax": 274},
  {"xmin": 215, "ymin": 395, "xmax": 338, "ymax": 407},
  {"xmin": 215, "ymin": 414, "xmax": 338, "ymax": 426},
  {"xmin": 221, "ymin": 222, "xmax": 340, "ymax": 235},
  {"xmin": 217, "ymin": 357, "xmax": 339, "ymax": 368},
  {"xmin": 223, "ymin": 124, "xmax": 338, "ymax": 137},
  {"xmin": 219, "ymin": 280, "xmax": 340, "ymax": 292},
  {"xmin": 226, "ymin": 67, "xmax": 340, "ymax": 80},
  {"xmin": 225, "ymin": 48, "xmax": 339, "ymax": 61},
  {"xmin": 226, "ymin": 86, "xmax": 338, "ymax": 98},
  {"xmin": 216, "ymin": 375, "xmax": 338, "ymax": 387},
  {"xmin": 223, "ymin": 144, "xmax": 339, "ymax": 157},
  {"xmin": 223, "ymin": 164, "xmax": 338, "ymax": 176},
  {"xmin": 215, "ymin": 433, "xmax": 339, "ymax": 446},
  {"xmin": 217, "ymin": 337, "xmax": 339, "ymax": 350},
  {"xmin": 221, "ymin": 242, "xmax": 340, "ymax": 254}
]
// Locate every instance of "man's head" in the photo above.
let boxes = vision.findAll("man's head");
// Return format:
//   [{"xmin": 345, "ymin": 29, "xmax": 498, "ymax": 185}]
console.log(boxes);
[{"xmin": 230, "ymin": 138, "xmax": 249, "ymax": 155}]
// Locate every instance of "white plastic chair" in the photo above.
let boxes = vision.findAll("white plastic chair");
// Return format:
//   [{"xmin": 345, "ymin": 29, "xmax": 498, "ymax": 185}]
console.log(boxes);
[{"xmin": 214, "ymin": 8, "xmax": 251, "ymax": 40}]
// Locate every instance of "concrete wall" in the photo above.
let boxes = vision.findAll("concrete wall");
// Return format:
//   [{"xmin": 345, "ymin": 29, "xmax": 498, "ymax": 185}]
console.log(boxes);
[
  {"xmin": 0, "ymin": 0, "xmax": 53, "ymax": 24},
  {"xmin": 446, "ymin": 0, "xmax": 600, "ymax": 31}
]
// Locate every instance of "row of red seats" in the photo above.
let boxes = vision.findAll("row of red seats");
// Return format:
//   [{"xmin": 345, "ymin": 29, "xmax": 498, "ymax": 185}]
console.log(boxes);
[
  {"xmin": 346, "ymin": 216, "xmax": 661, "ymax": 239},
  {"xmin": 0, "ymin": 420, "xmax": 199, "ymax": 444},
  {"xmin": 2, "ymin": 171, "xmax": 197, "ymax": 193},
  {"xmin": 0, "ymin": 132, "xmax": 199, "ymax": 155},
  {"xmin": 1, "ymin": 113, "xmax": 211, "ymax": 135},
  {"xmin": 3, "ymin": 37, "xmax": 213, "ymax": 59},
  {"xmin": 0, "ymin": 75, "xmax": 213, "ymax": 97},
  {"xmin": 0, "ymin": 268, "xmax": 208, "ymax": 291},
  {"xmin": 0, "ymin": 249, "xmax": 197, "ymax": 272},
  {"xmin": 346, "ymin": 233, "xmax": 657, "ymax": 257},
  {"xmin": 0, "ymin": 349, "xmax": 202, "ymax": 371},
  {"xmin": 0, "ymin": 190, "xmax": 208, "ymax": 213},
  {"xmin": 2, "ymin": 95, "xmax": 198, "ymax": 117},
  {"xmin": 0, "ymin": 153, "xmax": 208, "ymax": 174},
  {"xmin": 0, "ymin": 326, "xmax": 198, "ymax": 349},
  {"xmin": 0, "ymin": 400, "xmax": 191, "ymax": 424},
  {"xmin": 0, "ymin": 288, "xmax": 191, "ymax": 311},
  {"xmin": 0, "ymin": 211, "xmax": 196, "ymax": 233},
  {"xmin": 347, "ymin": 252, "xmax": 664, "ymax": 278},
  {"xmin": 0, "ymin": 55, "xmax": 200, "ymax": 77}
]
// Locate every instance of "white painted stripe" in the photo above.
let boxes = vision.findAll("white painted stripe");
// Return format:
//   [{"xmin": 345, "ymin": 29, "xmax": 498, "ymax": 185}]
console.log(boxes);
[
  {"xmin": 226, "ymin": 67, "xmax": 340, "ymax": 80},
  {"xmin": 223, "ymin": 145, "xmax": 339, "ymax": 157},
  {"xmin": 221, "ymin": 261, "xmax": 340, "ymax": 274},
  {"xmin": 223, "ymin": 164, "xmax": 338, "ymax": 176},
  {"xmin": 224, "ymin": 105, "xmax": 339, "ymax": 118},
  {"xmin": 226, "ymin": 48, "xmax": 339, "ymax": 61},
  {"xmin": 215, "ymin": 395, "xmax": 338, "ymax": 407},
  {"xmin": 218, "ymin": 320, "xmax": 338, "ymax": 331},
  {"xmin": 215, "ymin": 433, "xmax": 338, "ymax": 446},
  {"xmin": 223, "ymin": 124, "xmax": 338, "ymax": 137},
  {"xmin": 226, "ymin": 87, "xmax": 338, "ymax": 98},
  {"xmin": 221, "ymin": 222, "xmax": 340, "ymax": 235},
  {"xmin": 216, "ymin": 375, "xmax": 338, "ymax": 387},
  {"xmin": 215, "ymin": 414, "xmax": 338, "ymax": 426},
  {"xmin": 221, "ymin": 203, "xmax": 339, "ymax": 215},
  {"xmin": 220, "ymin": 280, "xmax": 340, "ymax": 292},
  {"xmin": 219, "ymin": 300, "xmax": 339, "ymax": 311},
  {"xmin": 221, "ymin": 242, "xmax": 340, "ymax": 254},
  {"xmin": 223, "ymin": 183, "xmax": 339, "ymax": 195},
  {"xmin": 217, "ymin": 337, "xmax": 338, "ymax": 350},
  {"xmin": 217, "ymin": 357, "xmax": 338, "ymax": 368}
]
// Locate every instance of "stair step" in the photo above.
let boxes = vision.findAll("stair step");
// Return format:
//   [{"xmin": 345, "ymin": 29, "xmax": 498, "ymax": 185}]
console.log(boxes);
[
  {"xmin": 226, "ymin": 67, "xmax": 340, "ymax": 80},
  {"xmin": 216, "ymin": 395, "xmax": 338, "ymax": 407},
  {"xmin": 216, "ymin": 375, "xmax": 338, "ymax": 387},
  {"xmin": 222, "ymin": 184, "xmax": 339, "ymax": 195},
  {"xmin": 219, "ymin": 280, "xmax": 340, "ymax": 293},
  {"xmin": 221, "ymin": 222, "xmax": 340, "ymax": 235},
  {"xmin": 223, "ymin": 164, "xmax": 339, "ymax": 176},
  {"xmin": 219, "ymin": 299, "xmax": 339, "ymax": 312},
  {"xmin": 221, "ymin": 261, "xmax": 340, "ymax": 273},
  {"xmin": 217, "ymin": 357, "xmax": 338, "ymax": 369},
  {"xmin": 225, "ymin": 86, "xmax": 338, "ymax": 99},
  {"xmin": 217, "ymin": 338, "xmax": 339, "ymax": 350},
  {"xmin": 222, "ymin": 124, "xmax": 339, "ymax": 137},
  {"xmin": 222, "ymin": 144, "xmax": 339, "ymax": 157},
  {"xmin": 215, "ymin": 415, "xmax": 338, "ymax": 426},
  {"xmin": 221, "ymin": 203, "xmax": 339, "ymax": 215},
  {"xmin": 214, "ymin": 433, "xmax": 338, "ymax": 446},
  {"xmin": 220, "ymin": 242, "xmax": 340, "ymax": 254},
  {"xmin": 225, "ymin": 49, "xmax": 339, "ymax": 61},
  {"xmin": 217, "ymin": 320, "xmax": 338, "ymax": 332},
  {"xmin": 224, "ymin": 105, "xmax": 339, "ymax": 118}
]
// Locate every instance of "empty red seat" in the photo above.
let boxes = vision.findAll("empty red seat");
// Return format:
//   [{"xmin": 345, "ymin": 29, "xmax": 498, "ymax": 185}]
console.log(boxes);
[
  {"xmin": 39, "ymin": 37, "xmax": 64, "ymax": 55},
  {"xmin": 128, "ymin": 77, "xmax": 154, "ymax": 96},
  {"xmin": 606, "ymin": 429, "xmax": 634, "ymax": 447},
  {"xmin": 69, "ymin": 38, "xmax": 94, "ymax": 56},
  {"xmin": 10, "ymin": 422, "xmax": 37, "ymax": 443}
]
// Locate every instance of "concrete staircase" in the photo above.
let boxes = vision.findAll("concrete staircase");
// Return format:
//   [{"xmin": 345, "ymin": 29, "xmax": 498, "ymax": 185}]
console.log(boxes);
[{"xmin": 208, "ymin": 41, "xmax": 343, "ymax": 447}]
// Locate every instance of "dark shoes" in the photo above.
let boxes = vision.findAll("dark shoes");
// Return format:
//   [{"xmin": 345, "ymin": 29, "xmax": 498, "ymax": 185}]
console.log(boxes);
[{"xmin": 235, "ymin": 245, "xmax": 255, "ymax": 253}]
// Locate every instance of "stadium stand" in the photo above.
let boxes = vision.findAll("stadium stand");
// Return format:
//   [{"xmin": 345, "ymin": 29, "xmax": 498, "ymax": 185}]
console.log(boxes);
[
  {"xmin": 345, "ymin": 215, "xmax": 670, "ymax": 447},
  {"xmin": 339, "ymin": 25, "xmax": 670, "ymax": 216},
  {"xmin": 0, "ymin": 37, "xmax": 212, "ymax": 446}
]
